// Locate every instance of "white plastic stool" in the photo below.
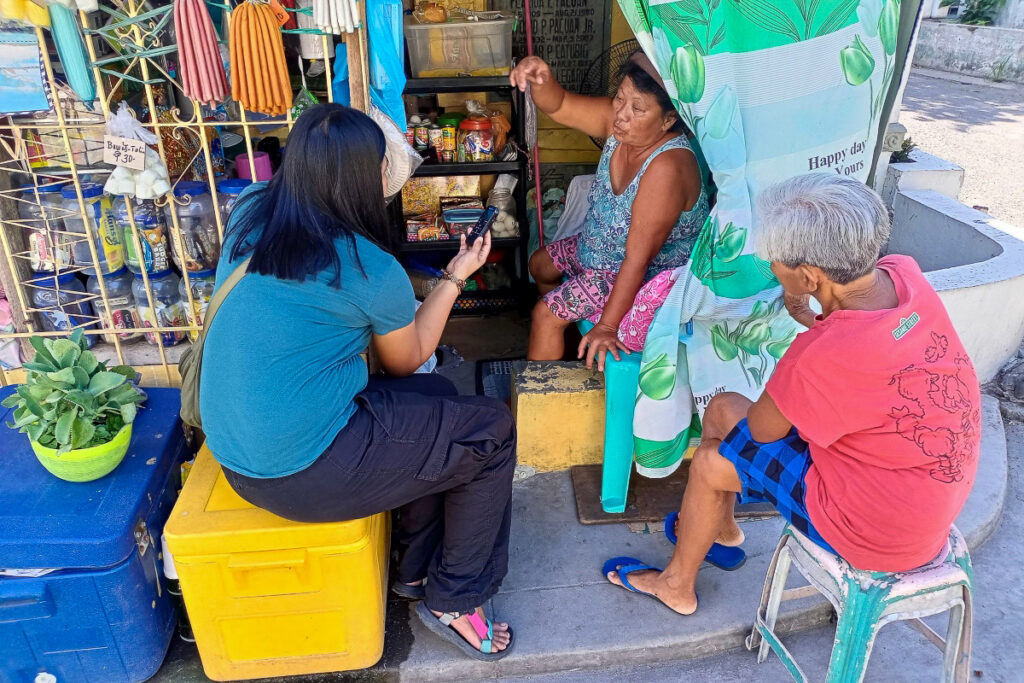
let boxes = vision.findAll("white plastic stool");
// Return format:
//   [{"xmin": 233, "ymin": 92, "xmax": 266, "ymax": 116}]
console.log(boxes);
[{"xmin": 746, "ymin": 524, "xmax": 974, "ymax": 683}]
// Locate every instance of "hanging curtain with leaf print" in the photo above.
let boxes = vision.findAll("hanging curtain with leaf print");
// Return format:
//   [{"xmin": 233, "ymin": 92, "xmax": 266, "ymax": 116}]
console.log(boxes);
[{"xmin": 623, "ymin": 0, "xmax": 922, "ymax": 477}]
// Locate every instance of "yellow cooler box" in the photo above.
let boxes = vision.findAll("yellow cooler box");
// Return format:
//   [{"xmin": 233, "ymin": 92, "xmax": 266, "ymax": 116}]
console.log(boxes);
[{"xmin": 164, "ymin": 447, "xmax": 389, "ymax": 681}]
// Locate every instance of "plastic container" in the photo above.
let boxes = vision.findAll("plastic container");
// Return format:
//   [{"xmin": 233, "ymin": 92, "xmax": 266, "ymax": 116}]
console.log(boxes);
[
  {"xmin": 436, "ymin": 112, "xmax": 465, "ymax": 128},
  {"xmin": 29, "ymin": 271, "xmax": 96, "ymax": 348},
  {"xmin": 217, "ymin": 178, "xmax": 253, "ymax": 222},
  {"xmin": 443, "ymin": 207, "xmax": 484, "ymax": 237},
  {"xmin": 61, "ymin": 183, "xmax": 124, "ymax": 275},
  {"xmin": 178, "ymin": 269, "xmax": 216, "ymax": 342},
  {"xmin": 86, "ymin": 267, "xmax": 143, "ymax": 343},
  {"xmin": 20, "ymin": 183, "xmax": 72, "ymax": 272},
  {"xmin": 486, "ymin": 187, "xmax": 519, "ymax": 238},
  {"xmin": 0, "ymin": 386, "xmax": 185, "ymax": 683},
  {"xmin": 113, "ymin": 198, "xmax": 172, "ymax": 275},
  {"xmin": 235, "ymin": 151, "xmax": 273, "ymax": 181},
  {"xmin": 404, "ymin": 17, "xmax": 514, "ymax": 77},
  {"xmin": 458, "ymin": 118, "xmax": 493, "ymax": 162},
  {"xmin": 132, "ymin": 270, "xmax": 187, "ymax": 346},
  {"xmin": 164, "ymin": 447, "xmax": 389, "ymax": 680},
  {"xmin": 165, "ymin": 181, "xmax": 221, "ymax": 272}
]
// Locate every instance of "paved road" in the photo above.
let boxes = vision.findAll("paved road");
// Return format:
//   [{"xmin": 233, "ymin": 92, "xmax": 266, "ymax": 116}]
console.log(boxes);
[
  {"xmin": 899, "ymin": 68, "xmax": 1024, "ymax": 227},
  {"xmin": 512, "ymin": 417, "xmax": 1024, "ymax": 683}
]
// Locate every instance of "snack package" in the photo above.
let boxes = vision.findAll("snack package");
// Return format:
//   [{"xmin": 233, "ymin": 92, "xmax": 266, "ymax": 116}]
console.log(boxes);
[{"xmin": 401, "ymin": 176, "xmax": 481, "ymax": 215}]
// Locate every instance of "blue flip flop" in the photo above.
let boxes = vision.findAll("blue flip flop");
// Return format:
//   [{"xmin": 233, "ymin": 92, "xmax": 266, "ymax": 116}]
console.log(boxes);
[
  {"xmin": 664, "ymin": 511, "xmax": 747, "ymax": 571},
  {"xmin": 602, "ymin": 556, "xmax": 661, "ymax": 598},
  {"xmin": 602, "ymin": 556, "xmax": 699, "ymax": 614}
]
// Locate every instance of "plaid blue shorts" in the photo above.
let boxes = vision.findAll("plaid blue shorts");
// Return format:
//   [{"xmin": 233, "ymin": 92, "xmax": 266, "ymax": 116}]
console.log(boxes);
[{"xmin": 718, "ymin": 419, "xmax": 837, "ymax": 554}]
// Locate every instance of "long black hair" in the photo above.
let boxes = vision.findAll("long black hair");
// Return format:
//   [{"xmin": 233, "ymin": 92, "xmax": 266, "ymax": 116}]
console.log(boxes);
[
  {"xmin": 228, "ymin": 103, "xmax": 392, "ymax": 287},
  {"xmin": 618, "ymin": 61, "xmax": 688, "ymax": 136}
]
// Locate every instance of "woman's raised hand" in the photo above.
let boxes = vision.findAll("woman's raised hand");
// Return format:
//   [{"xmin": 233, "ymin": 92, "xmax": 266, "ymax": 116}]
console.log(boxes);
[
  {"xmin": 510, "ymin": 56, "xmax": 552, "ymax": 92},
  {"xmin": 446, "ymin": 232, "xmax": 492, "ymax": 281}
]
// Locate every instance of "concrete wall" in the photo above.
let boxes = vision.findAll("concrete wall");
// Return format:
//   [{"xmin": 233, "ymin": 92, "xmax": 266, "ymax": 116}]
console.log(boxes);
[
  {"xmin": 889, "ymin": 190, "xmax": 1024, "ymax": 381},
  {"xmin": 996, "ymin": 0, "xmax": 1024, "ymax": 29},
  {"xmin": 913, "ymin": 20, "xmax": 1024, "ymax": 83},
  {"xmin": 927, "ymin": 0, "xmax": 1024, "ymax": 28},
  {"xmin": 881, "ymin": 149, "xmax": 965, "ymax": 208}
]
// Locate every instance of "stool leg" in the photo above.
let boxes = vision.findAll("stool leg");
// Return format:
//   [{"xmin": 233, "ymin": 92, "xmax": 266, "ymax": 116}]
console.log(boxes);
[
  {"xmin": 825, "ymin": 587, "xmax": 885, "ymax": 683},
  {"xmin": 952, "ymin": 585, "xmax": 973, "ymax": 683},
  {"xmin": 757, "ymin": 546, "xmax": 792, "ymax": 664},
  {"xmin": 941, "ymin": 601, "xmax": 965, "ymax": 683},
  {"xmin": 600, "ymin": 358, "xmax": 641, "ymax": 513}
]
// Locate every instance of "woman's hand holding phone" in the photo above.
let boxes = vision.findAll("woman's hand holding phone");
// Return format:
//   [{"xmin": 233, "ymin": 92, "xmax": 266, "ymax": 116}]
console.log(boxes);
[{"xmin": 446, "ymin": 232, "xmax": 492, "ymax": 281}]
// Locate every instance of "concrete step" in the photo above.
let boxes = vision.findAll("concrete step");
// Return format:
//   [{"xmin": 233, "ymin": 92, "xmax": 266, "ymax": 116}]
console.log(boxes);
[
  {"xmin": 393, "ymin": 395, "xmax": 1008, "ymax": 682},
  {"xmin": 512, "ymin": 361, "xmax": 606, "ymax": 472}
]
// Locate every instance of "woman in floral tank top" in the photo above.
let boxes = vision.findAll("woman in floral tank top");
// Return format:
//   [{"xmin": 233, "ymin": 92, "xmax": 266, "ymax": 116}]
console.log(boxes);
[{"xmin": 511, "ymin": 52, "xmax": 710, "ymax": 369}]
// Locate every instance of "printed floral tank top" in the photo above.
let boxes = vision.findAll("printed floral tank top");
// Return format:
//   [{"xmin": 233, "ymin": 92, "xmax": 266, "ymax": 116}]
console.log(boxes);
[{"xmin": 578, "ymin": 135, "xmax": 709, "ymax": 277}]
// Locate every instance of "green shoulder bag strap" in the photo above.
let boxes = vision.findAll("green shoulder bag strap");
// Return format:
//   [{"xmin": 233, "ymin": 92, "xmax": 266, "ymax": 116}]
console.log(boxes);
[{"xmin": 178, "ymin": 257, "xmax": 252, "ymax": 429}]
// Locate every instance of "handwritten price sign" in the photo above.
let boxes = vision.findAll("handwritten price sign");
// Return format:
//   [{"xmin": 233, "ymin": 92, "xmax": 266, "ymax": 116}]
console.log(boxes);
[{"xmin": 103, "ymin": 135, "xmax": 147, "ymax": 171}]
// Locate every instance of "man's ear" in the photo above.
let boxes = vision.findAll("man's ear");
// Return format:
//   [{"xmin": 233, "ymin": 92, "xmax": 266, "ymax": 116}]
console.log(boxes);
[{"xmin": 797, "ymin": 264, "xmax": 826, "ymax": 292}]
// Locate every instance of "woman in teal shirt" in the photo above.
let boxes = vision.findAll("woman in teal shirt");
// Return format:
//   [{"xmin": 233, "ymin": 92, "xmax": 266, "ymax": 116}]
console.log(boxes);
[{"xmin": 200, "ymin": 104, "xmax": 515, "ymax": 660}]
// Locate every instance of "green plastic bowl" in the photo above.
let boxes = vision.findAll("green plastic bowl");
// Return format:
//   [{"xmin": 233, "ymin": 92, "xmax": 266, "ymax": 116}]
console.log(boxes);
[{"xmin": 30, "ymin": 424, "xmax": 133, "ymax": 483}]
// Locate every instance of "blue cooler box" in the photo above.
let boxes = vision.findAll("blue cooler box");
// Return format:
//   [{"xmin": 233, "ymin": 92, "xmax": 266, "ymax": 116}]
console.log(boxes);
[{"xmin": 0, "ymin": 387, "xmax": 187, "ymax": 683}]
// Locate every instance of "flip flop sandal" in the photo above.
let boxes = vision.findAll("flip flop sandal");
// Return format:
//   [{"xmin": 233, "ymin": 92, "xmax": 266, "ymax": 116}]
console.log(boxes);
[
  {"xmin": 391, "ymin": 580, "xmax": 426, "ymax": 600},
  {"xmin": 414, "ymin": 601, "xmax": 515, "ymax": 661},
  {"xmin": 664, "ymin": 511, "xmax": 747, "ymax": 571},
  {"xmin": 601, "ymin": 556, "xmax": 699, "ymax": 614}
]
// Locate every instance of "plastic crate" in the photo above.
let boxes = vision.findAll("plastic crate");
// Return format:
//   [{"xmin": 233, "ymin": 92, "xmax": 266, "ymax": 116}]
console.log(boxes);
[
  {"xmin": 404, "ymin": 17, "xmax": 514, "ymax": 77},
  {"xmin": 163, "ymin": 447, "xmax": 389, "ymax": 681}
]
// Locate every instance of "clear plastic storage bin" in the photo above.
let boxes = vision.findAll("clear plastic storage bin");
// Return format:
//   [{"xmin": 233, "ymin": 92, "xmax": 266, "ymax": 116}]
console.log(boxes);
[{"xmin": 404, "ymin": 17, "xmax": 514, "ymax": 78}]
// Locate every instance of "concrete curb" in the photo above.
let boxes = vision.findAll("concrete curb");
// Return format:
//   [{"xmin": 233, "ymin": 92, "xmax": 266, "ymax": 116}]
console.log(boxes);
[{"xmin": 396, "ymin": 397, "xmax": 1008, "ymax": 682}]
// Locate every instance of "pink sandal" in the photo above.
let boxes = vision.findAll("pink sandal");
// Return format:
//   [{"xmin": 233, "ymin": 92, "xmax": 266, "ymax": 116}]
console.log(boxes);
[{"xmin": 414, "ymin": 602, "xmax": 515, "ymax": 661}]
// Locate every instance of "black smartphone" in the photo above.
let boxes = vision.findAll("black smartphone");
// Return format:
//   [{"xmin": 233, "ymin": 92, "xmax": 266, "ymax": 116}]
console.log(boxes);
[{"xmin": 466, "ymin": 206, "xmax": 498, "ymax": 245}]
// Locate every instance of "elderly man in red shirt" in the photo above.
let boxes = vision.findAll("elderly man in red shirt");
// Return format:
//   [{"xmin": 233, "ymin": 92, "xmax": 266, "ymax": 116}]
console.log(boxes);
[{"xmin": 604, "ymin": 173, "xmax": 981, "ymax": 615}]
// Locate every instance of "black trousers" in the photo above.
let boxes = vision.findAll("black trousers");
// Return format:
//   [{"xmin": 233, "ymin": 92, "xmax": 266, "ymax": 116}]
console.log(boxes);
[{"xmin": 222, "ymin": 374, "xmax": 516, "ymax": 613}]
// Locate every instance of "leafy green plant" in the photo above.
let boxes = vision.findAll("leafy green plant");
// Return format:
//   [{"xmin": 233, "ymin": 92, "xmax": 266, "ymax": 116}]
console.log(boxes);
[
  {"xmin": 3, "ymin": 330, "xmax": 144, "ymax": 454},
  {"xmin": 940, "ymin": 0, "xmax": 1005, "ymax": 25},
  {"xmin": 890, "ymin": 136, "xmax": 917, "ymax": 163},
  {"xmin": 990, "ymin": 55, "xmax": 1012, "ymax": 82}
]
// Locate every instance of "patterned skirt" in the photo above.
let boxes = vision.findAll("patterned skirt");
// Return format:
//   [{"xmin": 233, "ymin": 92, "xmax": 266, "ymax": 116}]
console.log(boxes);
[{"xmin": 542, "ymin": 234, "xmax": 677, "ymax": 352}]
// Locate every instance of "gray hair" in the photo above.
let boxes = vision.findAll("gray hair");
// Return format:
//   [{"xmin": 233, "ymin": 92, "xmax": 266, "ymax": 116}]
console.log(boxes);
[{"xmin": 755, "ymin": 173, "xmax": 891, "ymax": 284}]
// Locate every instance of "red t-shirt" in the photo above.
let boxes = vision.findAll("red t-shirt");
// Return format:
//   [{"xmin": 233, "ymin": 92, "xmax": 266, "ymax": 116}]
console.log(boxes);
[{"xmin": 766, "ymin": 255, "xmax": 981, "ymax": 572}]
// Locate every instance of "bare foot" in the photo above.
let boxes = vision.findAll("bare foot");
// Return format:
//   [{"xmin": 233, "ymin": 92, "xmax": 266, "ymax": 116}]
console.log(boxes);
[
  {"xmin": 717, "ymin": 520, "xmax": 745, "ymax": 547},
  {"xmin": 672, "ymin": 517, "xmax": 745, "ymax": 548},
  {"xmin": 403, "ymin": 579, "xmax": 424, "ymax": 587},
  {"xmin": 606, "ymin": 563, "xmax": 698, "ymax": 615},
  {"xmin": 429, "ymin": 607, "xmax": 512, "ymax": 652}
]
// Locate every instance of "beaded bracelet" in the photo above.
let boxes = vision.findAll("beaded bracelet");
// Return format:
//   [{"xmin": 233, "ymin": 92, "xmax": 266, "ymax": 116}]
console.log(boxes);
[{"xmin": 440, "ymin": 269, "xmax": 466, "ymax": 292}]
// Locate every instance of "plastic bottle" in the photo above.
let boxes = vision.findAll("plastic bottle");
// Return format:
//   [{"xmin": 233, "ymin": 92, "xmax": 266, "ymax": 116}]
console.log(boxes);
[
  {"xmin": 113, "ymin": 198, "xmax": 171, "ymax": 275},
  {"xmin": 20, "ymin": 183, "xmax": 72, "ymax": 272},
  {"xmin": 62, "ymin": 183, "xmax": 124, "ymax": 275},
  {"xmin": 178, "ymin": 269, "xmax": 216, "ymax": 342},
  {"xmin": 165, "ymin": 181, "xmax": 220, "ymax": 272},
  {"xmin": 29, "ymin": 271, "xmax": 96, "ymax": 348},
  {"xmin": 86, "ymin": 267, "xmax": 142, "ymax": 343},
  {"xmin": 216, "ymin": 178, "xmax": 252, "ymax": 223},
  {"xmin": 132, "ymin": 270, "xmax": 187, "ymax": 346}
]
